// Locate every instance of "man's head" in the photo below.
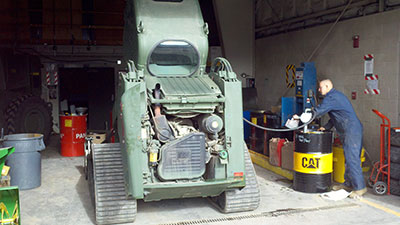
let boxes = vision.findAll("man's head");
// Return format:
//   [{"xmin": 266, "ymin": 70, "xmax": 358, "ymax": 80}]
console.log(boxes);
[{"xmin": 319, "ymin": 79, "xmax": 333, "ymax": 96}]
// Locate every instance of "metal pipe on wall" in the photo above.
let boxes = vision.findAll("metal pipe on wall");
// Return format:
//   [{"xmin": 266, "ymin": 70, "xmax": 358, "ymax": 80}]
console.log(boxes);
[{"xmin": 256, "ymin": 0, "xmax": 376, "ymax": 33}]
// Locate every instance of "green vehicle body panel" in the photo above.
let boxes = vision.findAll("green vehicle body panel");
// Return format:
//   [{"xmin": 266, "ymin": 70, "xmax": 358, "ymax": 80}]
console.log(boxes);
[
  {"xmin": 0, "ymin": 186, "xmax": 20, "ymax": 224},
  {"xmin": 145, "ymin": 76, "xmax": 224, "ymax": 115},
  {"xmin": 119, "ymin": 79, "xmax": 148, "ymax": 199},
  {"xmin": 116, "ymin": 0, "xmax": 246, "ymax": 201},
  {"xmin": 142, "ymin": 178, "xmax": 239, "ymax": 202},
  {"xmin": 0, "ymin": 147, "xmax": 20, "ymax": 224},
  {"xmin": 211, "ymin": 75, "xmax": 245, "ymax": 182},
  {"xmin": 0, "ymin": 147, "xmax": 15, "ymax": 172},
  {"xmin": 124, "ymin": 0, "xmax": 208, "ymax": 74}
]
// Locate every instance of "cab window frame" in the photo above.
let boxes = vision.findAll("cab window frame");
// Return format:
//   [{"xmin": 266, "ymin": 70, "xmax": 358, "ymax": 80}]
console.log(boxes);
[{"xmin": 147, "ymin": 40, "xmax": 200, "ymax": 77}]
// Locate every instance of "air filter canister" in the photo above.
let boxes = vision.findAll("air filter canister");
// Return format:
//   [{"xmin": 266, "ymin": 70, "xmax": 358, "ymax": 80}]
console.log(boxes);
[{"xmin": 293, "ymin": 131, "xmax": 333, "ymax": 193}]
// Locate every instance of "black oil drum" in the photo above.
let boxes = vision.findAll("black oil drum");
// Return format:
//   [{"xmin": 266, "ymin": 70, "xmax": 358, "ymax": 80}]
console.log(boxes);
[{"xmin": 293, "ymin": 131, "xmax": 333, "ymax": 193}]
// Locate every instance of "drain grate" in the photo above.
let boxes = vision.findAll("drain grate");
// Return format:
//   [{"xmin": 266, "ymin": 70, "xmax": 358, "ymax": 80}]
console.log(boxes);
[{"xmin": 159, "ymin": 203, "xmax": 358, "ymax": 225}]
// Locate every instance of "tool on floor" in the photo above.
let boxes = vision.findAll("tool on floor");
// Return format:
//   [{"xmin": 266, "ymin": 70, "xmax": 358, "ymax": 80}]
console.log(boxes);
[
  {"xmin": 0, "ymin": 146, "xmax": 20, "ymax": 225},
  {"xmin": 320, "ymin": 189, "xmax": 351, "ymax": 201},
  {"xmin": 368, "ymin": 109, "xmax": 392, "ymax": 195}
]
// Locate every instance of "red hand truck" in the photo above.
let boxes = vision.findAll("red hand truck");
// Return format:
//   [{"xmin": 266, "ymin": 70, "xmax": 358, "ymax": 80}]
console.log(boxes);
[{"xmin": 368, "ymin": 109, "xmax": 391, "ymax": 195}]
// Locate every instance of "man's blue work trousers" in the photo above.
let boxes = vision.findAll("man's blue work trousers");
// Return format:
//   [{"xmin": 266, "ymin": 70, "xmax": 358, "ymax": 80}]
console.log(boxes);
[{"xmin": 342, "ymin": 131, "xmax": 366, "ymax": 191}]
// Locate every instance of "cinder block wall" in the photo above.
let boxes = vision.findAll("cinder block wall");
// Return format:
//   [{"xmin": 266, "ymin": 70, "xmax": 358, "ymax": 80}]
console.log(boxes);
[{"xmin": 255, "ymin": 9, "xmax": 400, "ymax": 162}]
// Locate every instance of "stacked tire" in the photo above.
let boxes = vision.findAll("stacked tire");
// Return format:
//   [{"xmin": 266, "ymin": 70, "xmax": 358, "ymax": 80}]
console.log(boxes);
[
  {"xmin": 390, "ymin": 128, "xmax": 400, "ymax": 195},
  {"xmin": 5, "ymin": 95, "xmax": 53, "ymax": 142}
]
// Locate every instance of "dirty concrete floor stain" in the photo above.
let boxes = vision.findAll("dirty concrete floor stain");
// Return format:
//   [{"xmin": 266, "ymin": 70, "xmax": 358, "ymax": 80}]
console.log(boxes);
[{"xmin": 18, "ymin": 135, "xmax": 400, "ymax": 225}]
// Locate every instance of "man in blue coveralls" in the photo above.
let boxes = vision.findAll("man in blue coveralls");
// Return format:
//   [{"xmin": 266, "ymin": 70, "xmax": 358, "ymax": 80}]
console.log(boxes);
[{"xmin": 315, "ymin": 79, "xmax": 367, "ymax": 198}]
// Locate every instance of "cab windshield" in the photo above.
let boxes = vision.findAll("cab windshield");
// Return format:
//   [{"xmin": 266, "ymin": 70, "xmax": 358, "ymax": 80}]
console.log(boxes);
[{"xmin": 148, "ymin": 40, "xmax": 199, "ymax": 76}]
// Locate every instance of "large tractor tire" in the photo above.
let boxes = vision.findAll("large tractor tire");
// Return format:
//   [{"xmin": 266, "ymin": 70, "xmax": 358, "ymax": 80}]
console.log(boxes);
[
  {"xmin": 391, "ymin": 162, "xmax": 400, "ymax": 180},
  {"xmin": 390, "ymin": 145, "xmax": 400, "ymax": 163},
  {"xmin": 390, "ymin": 179, "xmax": 400, "ymax": 196},
  {"xmin": 212, "ymin": 144, "xmax": 260, "ymax": 213},
  {"xmin": 390, "ymin": 128, "xmax": 400, "ymax": 147},
  {"xmin": 5, "ymin": 95, "xmax": 52, "ymax": 142}
]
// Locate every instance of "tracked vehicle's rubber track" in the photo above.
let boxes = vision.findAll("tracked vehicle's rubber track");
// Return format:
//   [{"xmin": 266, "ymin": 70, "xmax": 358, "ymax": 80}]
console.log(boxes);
[
  {"xmin": 90, "ymin": 143, "xmax": 137, "ymax": 225},
  {"xmin": 212, "ymin": 144, "xmax": 260, "ymax": 213}
]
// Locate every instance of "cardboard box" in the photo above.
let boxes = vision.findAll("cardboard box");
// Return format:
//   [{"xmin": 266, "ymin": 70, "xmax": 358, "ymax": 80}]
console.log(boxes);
[
  {"xmin": 281, "ymin": 141, "xmax": 294, "ymax": 171},
  {"xmin": 270, "ymin": 105, "xmax": 281, "ymax": 114},
  {"xmin": 87, "ymin": 133, "xmax": 106, "ymax": 144},
  {"xmin": 1, "ymin": 165, "xmax": 10, "ymax": 176},
  {"xmin": 269, "ymin": 138, "xmax": 285, "ymax": 167}
]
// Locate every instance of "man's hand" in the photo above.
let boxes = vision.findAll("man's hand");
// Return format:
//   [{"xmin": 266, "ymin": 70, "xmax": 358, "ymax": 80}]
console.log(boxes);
[
  {"xmin": 318, "ymin": 127, "xmax": 326, "ymax": 131},
  {"xmin": 292, "ymin": 114, "xmax": 300, "ymax": 120}
]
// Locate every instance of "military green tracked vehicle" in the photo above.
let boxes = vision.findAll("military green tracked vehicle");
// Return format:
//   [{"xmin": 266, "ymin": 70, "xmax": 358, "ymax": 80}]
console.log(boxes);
[{"xmin": 85, "ymin": 0, "xmax": 260, "ymax": 224}]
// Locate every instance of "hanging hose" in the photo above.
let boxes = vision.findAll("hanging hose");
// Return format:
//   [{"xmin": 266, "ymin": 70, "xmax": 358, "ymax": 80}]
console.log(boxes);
[
  {"xmin": 211, "ymin": 57, "xmax": 233, "ymax": 73},
  {"xmin": 307, "ymin": 0, "xmax": 353, "ymax": 61},
  {"xmin": 243, "ymin": 111, "xmax": 317, "ymax": 132}
]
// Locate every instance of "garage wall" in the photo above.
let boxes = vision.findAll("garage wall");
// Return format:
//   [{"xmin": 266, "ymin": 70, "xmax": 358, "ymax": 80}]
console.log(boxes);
[{"xmin": 255, "ymin": 9, "xmax": 400, "ymax": 161}]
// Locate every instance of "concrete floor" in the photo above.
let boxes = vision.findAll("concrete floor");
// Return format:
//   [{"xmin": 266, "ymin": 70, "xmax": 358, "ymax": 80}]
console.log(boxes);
[{"xmin": 18, "ymin": 135, "xmax": 400, "ymax": 225}]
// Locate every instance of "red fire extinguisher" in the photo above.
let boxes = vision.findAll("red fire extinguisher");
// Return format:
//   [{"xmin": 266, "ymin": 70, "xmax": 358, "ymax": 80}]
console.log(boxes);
[{"xmin": 352, "ymin": 35, "xmax": 359, "ymax": 48}]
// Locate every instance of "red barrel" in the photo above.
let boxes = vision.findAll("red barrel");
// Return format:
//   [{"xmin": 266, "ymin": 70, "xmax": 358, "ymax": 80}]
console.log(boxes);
[{"xmin": 60, "ymin": 115, "xmax": 87, "ymax": 157}]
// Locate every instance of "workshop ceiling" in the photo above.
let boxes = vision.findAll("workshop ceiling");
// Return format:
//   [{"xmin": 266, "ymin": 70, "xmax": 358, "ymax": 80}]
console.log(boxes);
[{"xmin": 255, "ymin": 0, "xmax": 400, "ymax": 39}]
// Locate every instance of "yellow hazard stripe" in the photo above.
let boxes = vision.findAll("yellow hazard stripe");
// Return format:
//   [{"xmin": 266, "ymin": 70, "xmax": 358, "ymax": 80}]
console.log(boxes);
[
  {"xmin": 249, "ymin": 150, "xmax": 293, "ymax": 180},
  {"xmin": 285, "ymin": 66, "xmax": 290, "ymax": 87},
  {"xmin": 360, "ymin": 199, "xmax": 400, "ymax": 217},
  {"xmin": 294, "ymin": 152, "xmax": 333, "ymax": 174},
  {"xmin": 291, "ymin": 66, "xmax": 295, "ymax": 88},
  {"xmin": 285, "ymin": 65, "xmax": 296, "ymax": 88}
]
